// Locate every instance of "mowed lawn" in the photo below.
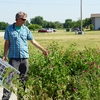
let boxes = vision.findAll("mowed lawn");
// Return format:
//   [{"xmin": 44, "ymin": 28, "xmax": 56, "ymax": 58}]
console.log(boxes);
[
  {"xmin": 32, "ymin": 30, "xmax": 100, "ymax": 50},
  {"xmin": 0, "ymin": 30, "xmax": 100, "ymax": 51}
]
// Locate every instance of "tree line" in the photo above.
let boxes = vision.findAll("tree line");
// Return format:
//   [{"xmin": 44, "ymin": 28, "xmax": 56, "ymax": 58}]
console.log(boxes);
[
  {"xmin": 0, "ymin": 16, "xmax": 93, "ymax": 31},
  {"xmin": 0, "ymin": 22, "xmax": 9, "ymax": 30}
]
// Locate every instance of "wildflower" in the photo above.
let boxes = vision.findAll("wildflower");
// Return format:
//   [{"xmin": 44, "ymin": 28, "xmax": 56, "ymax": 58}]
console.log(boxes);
[
  {"xmin": 38, "ymin": 68, "xmax": 40, "ymax": 70},
  {"xmin": 50, "ymin": 66, "xmax": 54, "ymax": 70},
  {"xmin": 60, "ymin": 84, "xmax": 62, "ymax": 86},
  {"xmin": 65, "ymin": 62, "xmax": 68, "ymax": 66},
  {"xmin": 82, "ymin": 70, "xmax": 85, "ymax": 73},
  {"xmin": 82, "ymin": 55, "xmax": 84, "ymax": 58},
  {"xmin": 86, "ymin": 62, "xmax": 90, "ymax": 64},
  {"xmin": 96, "ymin": 65, "xmax": 99, "ymax": 68},
  {"xmin": 60, "ymin": 91, "xmax": 62, "ymax": 94},
  {"xmin": 73, "ymin": 88, "xmax": 76, "ymax": 92},
  {"xmin": 90, "ymin": 65, "xmax": 93, "ymax": 68}
]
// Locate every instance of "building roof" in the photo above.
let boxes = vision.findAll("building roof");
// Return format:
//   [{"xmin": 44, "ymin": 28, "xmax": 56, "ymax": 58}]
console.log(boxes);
[{"xmin": 91, "ymin": 14, "xmax": 100, "ymax": 18}]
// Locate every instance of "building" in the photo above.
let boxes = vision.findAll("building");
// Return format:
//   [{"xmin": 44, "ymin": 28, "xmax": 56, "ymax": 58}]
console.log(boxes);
[{"xmin": 91, "ymin": 14, "xmax": 100, "ymax": 30}]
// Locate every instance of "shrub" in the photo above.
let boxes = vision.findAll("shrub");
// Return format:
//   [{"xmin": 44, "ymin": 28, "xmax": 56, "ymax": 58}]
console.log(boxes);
[
  {"xmin": 1, "ymin": 42, "xmax": 100, "ymax": 100},
  {"xmin": 25, "ymin": 42, "xmax": 100, "ymax": 100},
  {"xmin": 90, "ymin": 24, "xmax": 94, "ymax": 30}
]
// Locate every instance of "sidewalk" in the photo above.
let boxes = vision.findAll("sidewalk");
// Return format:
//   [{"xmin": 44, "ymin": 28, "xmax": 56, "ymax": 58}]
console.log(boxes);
[
  {"xmin": 0, "ymin": 87, "xmax": 17, "ymax": 100},
  {"xmin": 0, "ymin": 32, "xmax": 4, "ymax": 37}
]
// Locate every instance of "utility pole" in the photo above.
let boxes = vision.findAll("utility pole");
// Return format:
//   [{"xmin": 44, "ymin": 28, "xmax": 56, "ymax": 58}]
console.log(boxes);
[
  {"xmin": 76, "ymin": 0, "xmax": 84, "ymax": 34},
  {"xmin": 80, "ymin": 0, "xmax": 82, "ymax": 31}
]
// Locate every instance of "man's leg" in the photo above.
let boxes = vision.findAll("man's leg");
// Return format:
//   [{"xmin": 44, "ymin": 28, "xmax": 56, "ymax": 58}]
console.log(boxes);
[{"xmin": 17, "ymin": 58, "xmax": 29, "ymax": 100}]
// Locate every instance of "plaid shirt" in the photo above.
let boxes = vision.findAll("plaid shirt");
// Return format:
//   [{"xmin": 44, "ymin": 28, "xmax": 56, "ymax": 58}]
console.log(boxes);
[{"xmin": 4, "ymin": 23, "xmax": 33, "ymax": 58}]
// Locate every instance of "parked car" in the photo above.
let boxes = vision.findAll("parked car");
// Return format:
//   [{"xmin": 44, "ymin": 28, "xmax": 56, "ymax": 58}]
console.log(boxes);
[
  {"xmin": 38, "ymin": 29, "xmax": 47, "ymax": 33},
  {"xmin": 49, "ymin": 28, "xmax": 56, "ymax": 32},
  {"xmin": 46, "ymin": 28, "xmax": 53, "ymax": 33},
  {"xmin": 72, "ymin": 28, "xmax": 84, "ymax": 32},
  {"xmin": 38, "ymin": 28, "xmax": 56, "ymax": 33},
  {"xmin": 72, "ymin": 28, "xmax": 80, "ymax": 32}
]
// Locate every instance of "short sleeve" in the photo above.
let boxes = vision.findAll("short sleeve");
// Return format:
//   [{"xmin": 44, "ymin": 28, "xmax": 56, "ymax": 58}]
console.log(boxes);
[
  {"xmin": 4, "ymin": 28, "xmax": 9, "ymax": 40},
  {"xmin": 27, "ymin": 28, "xmax": 34, "ymax": 40}
]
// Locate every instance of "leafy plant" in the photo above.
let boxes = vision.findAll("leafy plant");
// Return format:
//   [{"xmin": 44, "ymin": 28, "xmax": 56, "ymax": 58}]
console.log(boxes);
[{"xmin": 1, "ymin": 42, "xmax": 100, "ymax": 100}]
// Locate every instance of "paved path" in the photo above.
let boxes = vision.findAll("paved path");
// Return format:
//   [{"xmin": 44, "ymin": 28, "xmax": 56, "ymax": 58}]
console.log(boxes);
[{"xmin": 0, "ymin": 87, "xmax": 17, "ymax": 100}]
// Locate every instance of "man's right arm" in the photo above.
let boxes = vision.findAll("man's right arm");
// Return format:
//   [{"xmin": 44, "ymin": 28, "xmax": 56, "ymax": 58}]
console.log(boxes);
[{"xmin": 3, "ymin": 40, "xmax": 9, "ymax": 61}]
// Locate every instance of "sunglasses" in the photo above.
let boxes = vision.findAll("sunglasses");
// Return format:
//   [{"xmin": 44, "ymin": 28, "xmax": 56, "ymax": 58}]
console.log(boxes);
[{"xmin": 20, "ymin": 18, "xmax": 26, "ymax": 21}]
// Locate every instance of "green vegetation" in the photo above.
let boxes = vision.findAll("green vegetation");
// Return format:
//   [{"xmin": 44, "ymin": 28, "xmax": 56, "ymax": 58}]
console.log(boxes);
[
  {"xmin": 0, "ymin": 30, "xmax": 100, "ymax": 56},
  {"xmin": 0, "ymin": 30, "xmax": 4, "ymax": 32},
  {"xmin": 30, "ymin": 17, "xmax": 91, "ymax": 30},
  {"xmin": 0, "ymin": 30, "xmax": 100, "ymax": 99},
  {"xmin": 0, "ymin": 22, "xmax": 9, "ymax": 30},
  {"xmin": 27, "ymin": 42, "xmax": 100, "ymax": 100},
  {"xmin": 32, "ymin": 30, "xmax": 100, "ymax": 51},
  {"xmin": 0, "ymin": 17, "xmax": 92, "ymax": 30}
]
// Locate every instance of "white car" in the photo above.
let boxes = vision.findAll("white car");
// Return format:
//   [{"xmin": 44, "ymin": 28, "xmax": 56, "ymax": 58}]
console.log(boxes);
[{"xmin": 47, "ymin": 28, "xmax": 56, "ymax": 33}]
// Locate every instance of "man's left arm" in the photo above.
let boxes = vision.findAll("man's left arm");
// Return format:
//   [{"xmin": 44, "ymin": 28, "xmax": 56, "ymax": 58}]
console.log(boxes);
[{"xmin": 30, "ymin": 39, "xmax": 48, "ymax": 56}]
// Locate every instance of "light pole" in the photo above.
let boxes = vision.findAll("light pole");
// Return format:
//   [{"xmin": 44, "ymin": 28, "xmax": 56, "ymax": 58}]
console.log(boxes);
[
  {"xmin": 80, "ymin": 0, "xmax": 82, "ymax": 32},
  {"xmin": 76, "ymin": 0, "xmax": 84, "ymax": 34}
]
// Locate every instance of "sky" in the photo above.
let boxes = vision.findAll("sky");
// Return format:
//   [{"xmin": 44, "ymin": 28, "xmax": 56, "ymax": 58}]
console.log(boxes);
[{"xmin": 0, "ymin": 0, "xmax": 100, "ymax": 24}]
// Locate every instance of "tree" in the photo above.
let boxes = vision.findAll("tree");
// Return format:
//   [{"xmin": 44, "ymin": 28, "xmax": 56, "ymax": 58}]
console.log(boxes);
[
  {"xmin": 30, "ymin": 16, "xmax": 44, "ymax": 26},
  {"xmin": 25, "ymin": 20, "xmax": 30, "ymax": 26},
  {"xmin": 42, "ymin": 20, "xmax": 48, "ymax": 28},
  {"xmin": 73, "ymin": 20, "xmax": 81, "ymax": 28},
  {"xmin": 30, "ymin": 16, "xmax": 64, "ymax": 29},
  {"xmin": 46, "ymin": 21, "xmax": 55, "ymax": 28},
  {"xmin": 28, "ymin": 24, "xmax": 42, "ymax": 31},
  {"xmin": 54, "ymin": 21, "xmax": 61, "ymax": 29},
  {"xmin": 90, "ymin": 24, "xmax": 94, "ymax": 30},
  {"xmin": 83, "ymin": 18, "xmax": 91, "ymax": 28},
  {"xmin": 0, "ymin": 22, "xmax": 9, "ymax": 30},
  {"xmin": 64, "ymin": 19, "xmax": 73, "ymax": 28}
]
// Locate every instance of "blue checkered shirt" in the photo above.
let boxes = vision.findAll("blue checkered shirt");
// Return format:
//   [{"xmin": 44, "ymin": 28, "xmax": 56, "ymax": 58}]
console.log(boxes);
[{"xmin": 4, "ymin": 23, "xmax": 33, "ymax": 58}]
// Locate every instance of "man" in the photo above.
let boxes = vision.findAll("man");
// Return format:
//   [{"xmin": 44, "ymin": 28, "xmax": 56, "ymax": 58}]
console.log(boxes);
[{"xmin": 2, "ymin": 11, "xmax": 48, "ymax": 100}]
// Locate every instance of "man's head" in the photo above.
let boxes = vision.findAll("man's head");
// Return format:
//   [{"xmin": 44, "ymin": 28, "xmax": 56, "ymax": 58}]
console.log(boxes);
[{"xmin": 15, "ymin": 11, "xmax": 27, "ymax": 22}]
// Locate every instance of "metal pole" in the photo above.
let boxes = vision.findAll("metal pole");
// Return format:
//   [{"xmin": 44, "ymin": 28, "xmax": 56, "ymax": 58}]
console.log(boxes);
[{"xmin": 80, "ymin": 0, "xmax": 82, "ymax": 31}]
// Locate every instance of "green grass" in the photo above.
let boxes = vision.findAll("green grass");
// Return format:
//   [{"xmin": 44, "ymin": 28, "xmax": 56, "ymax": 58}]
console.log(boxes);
[
  {"xmin": 0, "ymin": 30, "xmax": 100, "ymax": 51},
  {"xmin": 0, "ymin": 37, "xmax": 4, "ymax": 49},
  {"xmin": 0, "ymin": 30, "xmax": 4, "ymax": 32},
  {"xmin": 32, "ymin": 30, "xmax": 100, "ymax": 50}
]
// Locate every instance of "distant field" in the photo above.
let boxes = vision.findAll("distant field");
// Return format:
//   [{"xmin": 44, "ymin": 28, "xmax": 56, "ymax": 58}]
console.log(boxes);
[
  {"xmin": 0, "ymin": 30, "xmax": 4, "ymax": 32},
  {"xmin": 0, "ymin": 30, "xmax": 100, "ymax": 51},
  {"xmin": 32, "ymin": 30, "xmax": 100, "ymax": 50}
]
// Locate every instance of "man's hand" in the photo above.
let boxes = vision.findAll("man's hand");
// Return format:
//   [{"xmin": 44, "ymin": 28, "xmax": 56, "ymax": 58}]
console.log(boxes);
[
  {"xmin": 2, "ymin": 56, "xmax": 6, "ymax": 61},
  {"xmin": 43, "ymin": 50, "xmax": 48, "ymax": 56}
]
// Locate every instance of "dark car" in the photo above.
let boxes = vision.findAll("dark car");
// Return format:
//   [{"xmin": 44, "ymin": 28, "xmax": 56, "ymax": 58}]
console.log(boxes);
[
  {"xmin": 72, "ymin": 28, "xmax": 84, "ymax": 32},
  {"xmin": 72, "ymin": 28, "xmax": 80, "ymax": 32},
  {"xmin": 38, "ymin": 29, "xmax": 47, "ymax": 33}
]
